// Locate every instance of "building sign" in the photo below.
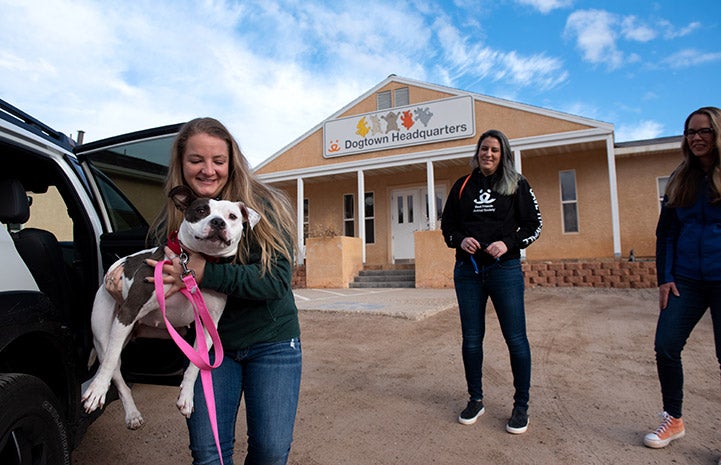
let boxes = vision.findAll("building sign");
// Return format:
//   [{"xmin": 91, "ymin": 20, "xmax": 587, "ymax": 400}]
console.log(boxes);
[{"xmin": 323, "ymin": 95, "xmax": 475, "ymax": 157}]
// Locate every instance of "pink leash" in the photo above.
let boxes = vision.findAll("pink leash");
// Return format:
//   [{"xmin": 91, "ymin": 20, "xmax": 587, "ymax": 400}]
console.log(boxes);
[{"xmin": 154, "ymin": 259, "xmax": 225, "ymax": 465}]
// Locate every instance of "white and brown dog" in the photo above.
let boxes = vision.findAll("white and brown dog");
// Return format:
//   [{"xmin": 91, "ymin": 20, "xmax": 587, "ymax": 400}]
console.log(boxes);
[{"xmin": 81, "ymin": 185, "xmax": 260, "ymax": 429}]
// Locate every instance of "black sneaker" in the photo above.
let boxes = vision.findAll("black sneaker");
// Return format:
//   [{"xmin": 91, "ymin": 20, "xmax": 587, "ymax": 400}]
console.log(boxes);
[
  {"xmin": 506, "ymin": 406, "xmax": 529, "ymax": 434},
  {"xmin": 458, "ymin": 400, "xmax": 485, "ymax": 425}
]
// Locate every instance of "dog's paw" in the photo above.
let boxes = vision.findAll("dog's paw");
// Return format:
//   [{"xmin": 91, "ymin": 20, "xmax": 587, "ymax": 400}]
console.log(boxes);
[
  {"xmin": 176, "ymin": 389, "xmax": 194, "ymax": 418},
  {"xmin": 81, "ymin": 382, "xmax": 107, "ymax": 413},
  {"xmin": 125, "ymin": 410, "xmax": 145, "ymax": 430}
]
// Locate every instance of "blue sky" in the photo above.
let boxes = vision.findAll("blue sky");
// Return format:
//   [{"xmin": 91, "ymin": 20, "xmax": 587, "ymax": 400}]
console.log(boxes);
[{"xmin": 1, "ymin": 0, "xmax": 719, "ymax": 167}]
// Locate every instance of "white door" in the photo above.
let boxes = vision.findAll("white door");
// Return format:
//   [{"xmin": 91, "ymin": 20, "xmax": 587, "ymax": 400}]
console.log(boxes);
[{"xmin": 391, "ymin": 188, "xmax": 421, "ymax": 261}]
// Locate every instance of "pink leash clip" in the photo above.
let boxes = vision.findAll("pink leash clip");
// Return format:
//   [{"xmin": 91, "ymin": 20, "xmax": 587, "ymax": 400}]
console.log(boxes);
[{"xmin": 154, "ymin": 260, "xmax": 225, "ymax": 465}]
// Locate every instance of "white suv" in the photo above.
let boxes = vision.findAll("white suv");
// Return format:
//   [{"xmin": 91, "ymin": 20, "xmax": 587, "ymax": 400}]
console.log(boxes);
[{"xmin": 0, "ymin": 98, "xmax": 184, "ymax": 464}]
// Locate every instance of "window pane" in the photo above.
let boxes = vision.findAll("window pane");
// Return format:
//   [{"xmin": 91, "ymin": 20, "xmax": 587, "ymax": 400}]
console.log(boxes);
[
  {"xmin": 344, "ymin": 194, "xmax": 354, "ymax": 219},
  {"xmin": 377, "ymin": 91, "xmax": 391, "ymax": 110},
  {"xmin": 394, "ymin": 87, "xmax": 409, "ymax": 107},
  {"xmin": 560, "ymin": 171, "xmax": 576, "ymax": 201},
  {"xmin": 365, "ymin": 218, "xmax": 375, "ymax": 244},
  {"xmin": 407, "ymin": 196, "xmax": 414, "ymax": 223},
  {"xmin": 364, "ymin": 192, "xmax": 374, "ymax": 217},
  {"xmin": 563, "ymin": 203, "xmax": 579, "ymax": 233},
  {"xmin": 397, "ymin": 196, "xmax": 404, "ymax": 223},
  {"xmin": 344, "ymin": 221, "xmax": 354, "ymax": 237},
  {"xmin": 303, "ymin": 198, "xmax": 309, "ymax": 239}
]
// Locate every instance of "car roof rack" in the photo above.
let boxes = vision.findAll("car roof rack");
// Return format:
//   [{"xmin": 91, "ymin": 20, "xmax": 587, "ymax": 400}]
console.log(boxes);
[{"xmin": 0, "ymin": 97, "xmax": 75, "ymax": 151}]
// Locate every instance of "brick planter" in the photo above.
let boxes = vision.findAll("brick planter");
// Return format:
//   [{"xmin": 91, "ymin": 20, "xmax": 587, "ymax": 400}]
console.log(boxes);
[{"xmin": 523, "ymin": 260, "xmax": 657, "ymax": 288}]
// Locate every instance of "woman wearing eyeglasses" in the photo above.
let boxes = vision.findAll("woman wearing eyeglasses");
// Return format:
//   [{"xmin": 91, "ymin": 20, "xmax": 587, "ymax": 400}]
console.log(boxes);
[{"xmin": 644, "ymin": 106, "xmax": 721, "ymax": 451}]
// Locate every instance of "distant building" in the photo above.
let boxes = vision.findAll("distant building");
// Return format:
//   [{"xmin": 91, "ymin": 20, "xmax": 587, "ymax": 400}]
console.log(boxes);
[{"xmin": 254, "ymin": 75, "xmax": 680, "ymax": 287}]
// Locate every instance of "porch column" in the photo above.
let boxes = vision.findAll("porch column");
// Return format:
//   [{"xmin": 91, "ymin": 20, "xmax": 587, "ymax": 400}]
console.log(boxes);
[
  {"xmin": 513, "ymin": 148, "xmax": 523, "ymax": 173},
  {"xmin": 357, "ymin": 169, "xmax": 366, "ymax": 263},
  {"xmin": 296, "ymin": 177, "xmax": 305, "ymax": 265},
  {"xmin": 605, "ymin": 135, "xmax": 622, "ymax": 258},
  {"xmin": 426, "ymin": 160, "xmax": 437, "ymax": 229}
]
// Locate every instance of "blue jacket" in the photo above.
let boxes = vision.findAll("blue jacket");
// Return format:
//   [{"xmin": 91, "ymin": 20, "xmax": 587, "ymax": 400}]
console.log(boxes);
[{"xmin": 656, "ymin": 176, "xmax": 721, "ymax": 284}]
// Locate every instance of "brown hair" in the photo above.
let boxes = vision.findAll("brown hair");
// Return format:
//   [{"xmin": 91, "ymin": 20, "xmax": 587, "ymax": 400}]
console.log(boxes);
[
  {"xmin": 149, "ymin": 117, "xmax": 296, "ymax": 274},
  {"xmin": 665, "ymin": 106, "xmax": 721, "ymax": 207}
]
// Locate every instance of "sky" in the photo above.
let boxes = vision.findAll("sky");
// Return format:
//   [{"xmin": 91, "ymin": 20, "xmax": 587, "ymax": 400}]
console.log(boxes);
[{"xmin": 1, "ymin": 0, "xmax": 720, "ymax": 167}]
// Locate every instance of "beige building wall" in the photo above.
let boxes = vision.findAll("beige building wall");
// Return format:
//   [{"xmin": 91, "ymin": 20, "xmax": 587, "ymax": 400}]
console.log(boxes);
[
  {"xmin": 522, "ymin": 148, "xmax": 615, "ymax": 260},
  {"xmin": 616, "ymin": 149, "xmax": 682, "ymax": 258}
]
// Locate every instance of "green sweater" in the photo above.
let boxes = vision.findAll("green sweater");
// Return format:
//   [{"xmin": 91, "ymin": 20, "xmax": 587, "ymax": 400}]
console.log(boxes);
[{"xmin": 201, "ymin": 242, "xmax": 300, "ymax": 351}]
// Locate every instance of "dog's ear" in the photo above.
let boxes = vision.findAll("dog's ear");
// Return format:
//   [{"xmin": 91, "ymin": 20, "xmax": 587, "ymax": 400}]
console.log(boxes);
[
  {"xmin": 240, "ymin": 204, "xmax": 261, "ymax": 229},
  {"xmin": 169, "ymin": 186, "xmax": 196, "ymax": 212}
]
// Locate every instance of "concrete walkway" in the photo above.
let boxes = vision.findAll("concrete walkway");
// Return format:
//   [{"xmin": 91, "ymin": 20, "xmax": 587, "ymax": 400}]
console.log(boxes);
[{"xmin": 293, "ymin": 287, "xmax": 458, "ymax": 320}]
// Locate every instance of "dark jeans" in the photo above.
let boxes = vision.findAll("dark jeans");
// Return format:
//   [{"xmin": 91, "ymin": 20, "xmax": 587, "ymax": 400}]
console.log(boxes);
[
  {"xmin": 187, "ymin": 338, "xmax": 302, "ymax": 465},
  {"xmin": 654, "ymin": 277, "xmax": 721, "ymax": 418},
  {"xmin": 453, "ymin": 258, "xmax": 531, "ymax": 410}
]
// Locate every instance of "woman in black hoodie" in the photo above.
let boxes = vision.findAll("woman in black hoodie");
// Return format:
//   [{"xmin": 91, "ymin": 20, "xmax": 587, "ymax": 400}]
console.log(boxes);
[{"xmin": 441, "ymin": 129, "xmax": 542, "ymax": 434}]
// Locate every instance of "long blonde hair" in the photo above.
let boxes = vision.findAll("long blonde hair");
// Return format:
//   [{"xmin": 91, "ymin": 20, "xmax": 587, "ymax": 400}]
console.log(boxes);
[
  {"xmin": 665, "ymin": 106, "xmax": 721, "ymax": 207},
  {"xmin": 149, "ymin": 117, "xmax": 296, "ymax": 275}
]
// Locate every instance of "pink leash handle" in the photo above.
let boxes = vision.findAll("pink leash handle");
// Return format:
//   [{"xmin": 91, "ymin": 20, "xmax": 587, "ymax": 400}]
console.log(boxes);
[{"xmin": 154, "ymin": 260, "xmax": 225, "ymax": 465}]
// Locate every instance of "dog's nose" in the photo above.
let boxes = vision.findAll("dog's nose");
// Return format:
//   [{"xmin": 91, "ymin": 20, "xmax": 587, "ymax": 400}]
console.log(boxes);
[{"xmin": 210, "ymin": 217, "xmax": 226, "ymax": 230}]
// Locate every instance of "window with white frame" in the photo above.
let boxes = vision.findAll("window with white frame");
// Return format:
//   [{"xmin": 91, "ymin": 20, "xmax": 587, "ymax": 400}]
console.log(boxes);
[
  {"xmin": 343, "ymin": 194, "xmax": 354, "ymax": 236},
  {"xmin": 657, "ymin": 176, "xmax": 669, "ymax": 211},
  {"xmin": 560, "ymin": 170, "xmax": 579, "ymax": 233},
  {"xmin": 343, "ymin": 193, "xmax": 375, "ymax": 243}
]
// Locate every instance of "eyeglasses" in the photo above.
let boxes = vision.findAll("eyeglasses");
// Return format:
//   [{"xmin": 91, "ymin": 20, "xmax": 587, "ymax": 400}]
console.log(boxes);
[{"xmin": 684, "ymin": 127, "xmax": 715, "ymax": 138}]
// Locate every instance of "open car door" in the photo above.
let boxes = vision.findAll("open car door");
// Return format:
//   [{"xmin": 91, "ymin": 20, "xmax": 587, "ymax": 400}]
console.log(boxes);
[{"xmin": 75, "ymin": 123, "xmax": 192, "ymax": 386}]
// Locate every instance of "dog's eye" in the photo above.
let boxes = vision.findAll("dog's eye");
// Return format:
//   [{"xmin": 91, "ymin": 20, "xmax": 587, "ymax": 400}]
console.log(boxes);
[
  {"xmin": 228, "ymin": 213, "xmax": 238, "ymax": 221},
  {"xmin": 196, "ymin": 206, "xmax": 209, "ymax": 215}
]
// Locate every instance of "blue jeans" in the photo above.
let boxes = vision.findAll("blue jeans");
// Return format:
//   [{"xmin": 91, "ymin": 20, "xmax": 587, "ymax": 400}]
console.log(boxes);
[
  {"xmin": 187, "ymin": 338, "xmax": 302, "ymax": 465},
  {"xmin": 654, "ymin": 277, "xmax": 721, "ymax": 418},
  {"xmin": 453, "ymin": 258, "xmax": 531, "ymax": 410}
]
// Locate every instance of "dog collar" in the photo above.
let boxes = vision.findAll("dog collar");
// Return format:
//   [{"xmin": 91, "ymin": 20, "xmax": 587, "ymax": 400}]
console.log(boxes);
[
  {"xmin": 167, "ymin": 231, "xmax": 232, "ymax": 264},
  {"xmin": 167, "ymin": 231, "xmax": 183, "ymax": 255}
]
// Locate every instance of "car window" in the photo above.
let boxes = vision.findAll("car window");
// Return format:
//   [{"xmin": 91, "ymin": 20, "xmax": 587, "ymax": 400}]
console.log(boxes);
[
  {"xmin": 76, "ymin": 128, "xmax": 179, "ymax": 227},
  {"xmin": 90, "ymin": 166, "xmax": 148, "ymax": 232}
]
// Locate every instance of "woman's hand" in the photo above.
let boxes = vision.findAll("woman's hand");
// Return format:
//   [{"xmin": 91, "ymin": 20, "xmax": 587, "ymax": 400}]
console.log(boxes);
[
  {"xmin": 461, "ymin": 237, "xmax": 481, "ymax": 254},
  {"xmin": 104, "ymin": 265, "xmax": 125, "ymax": 303},
  {"xmin": 483, "ymin": 240, "xmax": 507, "ymax": 260},
  {"xmin": 659, "ymin": 282, "xmax": 680, "ymax": 310},
  {"xmin": 145, "ymin": 247, "xmax": 207, "ymax": 298}
]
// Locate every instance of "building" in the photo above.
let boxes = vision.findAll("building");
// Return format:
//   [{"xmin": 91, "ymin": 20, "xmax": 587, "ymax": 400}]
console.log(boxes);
[{"xmin": 255, "ymin": 75, "xmax": 682, "ymax": 288}]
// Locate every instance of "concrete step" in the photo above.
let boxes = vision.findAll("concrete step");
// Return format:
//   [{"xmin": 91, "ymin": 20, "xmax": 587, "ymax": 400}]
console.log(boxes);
[
  {"xmin": 349, "ymin": 280, "xmax": 415, "ymax": 288},
  {"xmin": 351, "ymin": 268, "xmax": 415, "ymax": 288}
]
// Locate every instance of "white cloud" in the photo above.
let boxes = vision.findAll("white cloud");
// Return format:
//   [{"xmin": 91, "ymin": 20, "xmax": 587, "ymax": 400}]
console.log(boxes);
[
  {"xmin": 615, "ymin": 120, "xmax": 664, "ymax": 142},
  {"xmin": 659, "ymin": 20, "xmax": 702, "ymax": 39},
  {"xmin": 620, "ymin": 16, "xmax": 656, "ymax": 42},
  {"xmin": 564, "ymin": 9, "xmax": 624, "ymax": 69},
  {"xmin": 661, "ymin": 49, "xmax": 721, "ymax": 69},
  {"xmin": 515, "ymin": 0, "xmax": 573, "ymax": 14}
]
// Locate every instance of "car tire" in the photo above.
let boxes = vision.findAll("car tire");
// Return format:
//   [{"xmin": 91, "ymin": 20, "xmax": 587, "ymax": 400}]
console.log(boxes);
[{"xmin": 0, "ymin": 373, "xmax": 70, "ymax": 465}]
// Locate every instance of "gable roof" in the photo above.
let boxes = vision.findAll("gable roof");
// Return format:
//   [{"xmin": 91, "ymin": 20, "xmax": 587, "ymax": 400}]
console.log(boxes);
[{"xmin": 255, "ymin": 75, "xmax": 614, "ymax": 178}]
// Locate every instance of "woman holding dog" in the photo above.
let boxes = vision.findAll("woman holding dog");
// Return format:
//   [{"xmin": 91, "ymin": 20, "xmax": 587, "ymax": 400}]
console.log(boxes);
[
  {"xmin": 645, "ymin": 106, "xmax": 721, "ymax": 452},
  {"xmin": 440, "ymin": 129, "xmax": 542, "ymax": 435},
  {"xmin": 107, "ymin": 117, "xmax": 301, "ymax": 465}
]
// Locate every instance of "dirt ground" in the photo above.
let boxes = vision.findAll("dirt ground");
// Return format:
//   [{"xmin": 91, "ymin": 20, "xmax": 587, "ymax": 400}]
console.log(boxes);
[{"xmin": 72, "ymin": 287, "xmax": 721, "ymax": 465}]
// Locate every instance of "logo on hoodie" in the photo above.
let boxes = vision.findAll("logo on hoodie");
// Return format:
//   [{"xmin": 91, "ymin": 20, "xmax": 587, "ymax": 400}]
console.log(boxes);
[{"xmin": 473, "ymin": 189, "xmax": 496, "ymax": 213}]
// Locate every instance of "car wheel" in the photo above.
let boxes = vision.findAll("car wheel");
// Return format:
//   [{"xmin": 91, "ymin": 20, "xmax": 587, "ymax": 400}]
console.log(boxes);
[{"xmin": 0, "ymin": 373, "xmax": 70, "ymax": 465}]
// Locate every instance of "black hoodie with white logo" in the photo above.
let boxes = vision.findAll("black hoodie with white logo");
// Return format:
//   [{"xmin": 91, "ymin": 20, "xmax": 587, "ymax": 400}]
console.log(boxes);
[{"xmin": 441, "ymin": 168, "xmax": 542, "ymax": 266}]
